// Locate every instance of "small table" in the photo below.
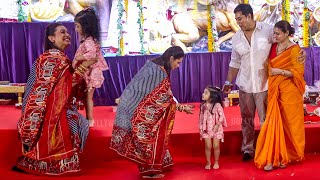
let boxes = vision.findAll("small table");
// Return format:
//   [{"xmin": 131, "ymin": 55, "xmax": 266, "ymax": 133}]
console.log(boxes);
[
  {"xmin": 0, "ymin": 85, "xmax": 25, "ymax": 106},
  {"xmin": 228, "ymin": 93, "xmax": 239, "ymax": 106}
]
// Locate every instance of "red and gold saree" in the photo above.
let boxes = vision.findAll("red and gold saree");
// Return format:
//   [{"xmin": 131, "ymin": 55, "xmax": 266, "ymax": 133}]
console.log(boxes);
[
  {"xmin": 110, "ymin": 60, "xmax": 176, "ymax": 176},
  {"xmin": 16, "ymin": 49, "xmax": 89, "ymax": 175}
]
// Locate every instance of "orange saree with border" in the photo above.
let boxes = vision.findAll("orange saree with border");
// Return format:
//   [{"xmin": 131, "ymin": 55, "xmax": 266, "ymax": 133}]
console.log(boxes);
[{"xmin": 254, "ymin": 44, "xmax": 306, "ymax": 169}]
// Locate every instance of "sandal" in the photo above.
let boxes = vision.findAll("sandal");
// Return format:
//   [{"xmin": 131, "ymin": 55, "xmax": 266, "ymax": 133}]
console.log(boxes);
[
  {"xmin": 264, "ymin": 164, "xmax": 273, "ymax": 171},
  {"xmin": 279, "ymin": 163, "xmax": 286, "ymax": 169}
]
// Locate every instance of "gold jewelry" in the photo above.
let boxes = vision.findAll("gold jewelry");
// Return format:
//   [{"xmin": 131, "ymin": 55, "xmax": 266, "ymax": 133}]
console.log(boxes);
[
  {"xmin": 79, "ymin": 64, "xmax": 88, "ymax": 71},
  {"xmin": 74, "ymin": 64, "xmax": 89, "ymax": 76},
  {"xmin": 177, "ymin": 104, "xmax": 185, "ymax": 112},
  {"xmin": 74, "ymin": 70, "xmax": 84, "ymax": 76},
  {"xmin": 176, "ymin": 104, "xmax": 180, "ymax": 111},
  {"xmin": 276, "ymin": 42, "xmax": 289, "ymax": 55}
]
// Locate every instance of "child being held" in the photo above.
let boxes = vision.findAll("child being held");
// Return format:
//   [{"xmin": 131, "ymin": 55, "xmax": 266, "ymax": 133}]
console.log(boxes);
[{"xmin": 73, "ymin": 8, "xmax": 109, "ymax": 127}]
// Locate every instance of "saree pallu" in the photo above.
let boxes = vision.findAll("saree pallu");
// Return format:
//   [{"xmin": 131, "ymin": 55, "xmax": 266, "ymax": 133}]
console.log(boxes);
[
  {"xmin": 255, "ymin": 44, "xmax": 306, "ymax": 169},
  {"xmin": 16, "ymin": 49, "xmax": 89, "ymax": 175},
  {"xmin": 110, "ymin": 60, "xmax": 176, "ymax": 175}
]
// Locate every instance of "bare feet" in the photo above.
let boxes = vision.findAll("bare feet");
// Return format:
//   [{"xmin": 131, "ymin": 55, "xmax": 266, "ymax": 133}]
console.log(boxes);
[
  {"xmin": 142, "ymin": 174, "xmax": 165, "ymax": 179},
  {"xmin": 213, "ymin": 161, "xmax": 219, "ymax": 169},
  {"xmin": 89, "ymin": 120, "xmax": 94, "ymax": 127},
  {"xmin": 205, "ymin": 162, "xmax": 211, "ymax": 170}
]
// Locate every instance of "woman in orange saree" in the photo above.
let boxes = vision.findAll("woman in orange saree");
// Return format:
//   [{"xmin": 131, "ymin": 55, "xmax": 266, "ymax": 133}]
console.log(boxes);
[{"xmin": 254, "ymin": 20, "xmax": 306, "ymax": 171}]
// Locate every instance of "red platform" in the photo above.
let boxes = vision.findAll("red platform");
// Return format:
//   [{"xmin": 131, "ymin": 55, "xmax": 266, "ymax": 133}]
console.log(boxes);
[{"xmin": 0, "ymin": 104, "xmax": 320, "ymax": 179}]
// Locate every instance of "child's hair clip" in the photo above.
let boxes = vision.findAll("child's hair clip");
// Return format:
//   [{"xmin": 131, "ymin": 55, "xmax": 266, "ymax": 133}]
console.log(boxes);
[
  {"xmin": 206, "ymin": 85, "xmax": 221, "ymax": 92},
  {"xmin": 213, "ymin": 86, "xmax": 221, "ymax": 91}
]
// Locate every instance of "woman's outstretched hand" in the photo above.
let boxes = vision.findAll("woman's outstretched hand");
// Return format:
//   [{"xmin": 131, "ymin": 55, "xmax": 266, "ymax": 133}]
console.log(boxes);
[{"xmin": 184, "ymin": 104, "xmax": 194, "ymax": 114}]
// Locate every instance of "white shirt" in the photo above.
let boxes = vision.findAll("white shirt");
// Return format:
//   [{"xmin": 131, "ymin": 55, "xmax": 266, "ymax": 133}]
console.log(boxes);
[{"xmin": 229, "ymin": 22, "xmax": 273, "ymax": 93}]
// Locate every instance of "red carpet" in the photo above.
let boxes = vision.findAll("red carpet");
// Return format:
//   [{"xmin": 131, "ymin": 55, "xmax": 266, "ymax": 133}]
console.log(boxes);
[{"xmin": 1, "ymin": 103, "xmax": 320, "ymax": 179}]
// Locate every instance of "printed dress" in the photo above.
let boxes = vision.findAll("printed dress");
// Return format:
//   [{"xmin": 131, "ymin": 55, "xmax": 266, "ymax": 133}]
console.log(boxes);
[
  {"xmin": 199, "ymin": 103, "xmax": 227, "ymax": 142},
  {"xmin": 74, "ymin": 36, "xmax": 108, "ymax": 89}
]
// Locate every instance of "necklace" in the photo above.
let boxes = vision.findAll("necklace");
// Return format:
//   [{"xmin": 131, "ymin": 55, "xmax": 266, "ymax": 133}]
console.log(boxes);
[{"xmin": 276, "ymin": 42, "xmax": 289, "ymax": 55}]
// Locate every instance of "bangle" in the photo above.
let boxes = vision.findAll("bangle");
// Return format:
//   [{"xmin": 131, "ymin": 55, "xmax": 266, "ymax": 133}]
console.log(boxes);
[
  {"xmin": 79, "ymin": 64, "xmax": 88, "ymax": 71},
  {"xmin": 74, "ymin": 64, "xmax": 88, "ymax": 76},
  {"xmin": 281, "ymin": 70, "xmax": 285, "ymax": 76},
  {"xmin": 176, "ymin": 105, "xmax": 181, "ymax": 111},
  {"xmin": 225, "ymin": 81, "xmax": 231, "ymax": 85},
  {"xmin": 177, "ymin": 104, "xmax": 184, "ymax": 112}
]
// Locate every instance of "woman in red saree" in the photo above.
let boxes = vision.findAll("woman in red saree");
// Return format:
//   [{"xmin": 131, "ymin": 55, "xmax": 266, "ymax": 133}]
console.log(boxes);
[
  {"xmin": 254, "ymin": 20, "xmax": 306, "ymax": 171},
  {"xmin": 14, "ymin": 23, "xmax": 97, "ymax": 175},
  {"xmin": 110, "ymin": 46, "xmax": 194, "ymax": 178}
]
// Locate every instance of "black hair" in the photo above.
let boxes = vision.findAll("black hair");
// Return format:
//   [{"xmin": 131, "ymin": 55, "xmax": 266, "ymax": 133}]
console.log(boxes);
[
  {"xmin": 233, "ymin": 4, "xmax": 254, "ymax": 18},
  {"xmin": 44, "ymin": 23, "xmax": 63, "ymax": 51},
  {"xmin": 201, "ymin": 85, "xmax": 223, "ymax": 114},
  {"xmin": 152, "ymin": 46, "xmax": 184, "ymax": 75},
  {"xmin": 74, "ymin": 7, "xmax": 100, "ymax": 41},
  {"xmin": 274, "ymin": 20, "xmax": 295, "ymax": 36}
]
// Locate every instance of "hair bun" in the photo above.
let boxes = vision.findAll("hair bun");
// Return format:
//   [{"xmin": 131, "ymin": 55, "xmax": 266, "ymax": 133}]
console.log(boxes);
[
  {"xmin": 83, "ymin": 7, "xmax": 95, "ymax": 14},
  {"xmin": 289, "ymin": 26, "xmax": 295, "ymax": 36}
]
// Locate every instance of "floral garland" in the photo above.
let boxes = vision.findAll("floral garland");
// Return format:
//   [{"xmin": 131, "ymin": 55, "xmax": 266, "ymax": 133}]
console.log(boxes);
[
  {"xmin": 137, "ymin": 0, "xmax": 147, "ymax": 54},
  {"xmin": 125, "ymin": 0, "xmax": 128, "ymax": 20},
  {"xmin": 302, "ymin": 0, "xmax": 310, "ymax": 47},
  {"xmin": 281, "ymin": 0, "xmax": 290, "ymax": 22},
  {"xmin": 207, "ymin": 5, "xmax": 213, "ymax": 52},
  {"xmin": 17, "ymin": 0, "xmax": 28, "ymax": 22},
  {"xmin": 295, "ymin": 1, "xmax": 304, "ymax": 46},
  {"xmin": 289, "ymin": 2, "xmax": 294, "ymax": 26},
  {"xmin": 117, "ymin": 0, "xmax": 124, "ymax": 55},
  {"xmin": 123, "ymin": 0, "xmax": 129, "ymax": 55},
  {"xmin": 211, "ymin": 4, "xmax": 218, "ymax": 52},
  {"xmin": 207, "ymin": 4, "xmax": 218, "ymax": 52},
  {"xmin": 117, "ymin": 0, "xmax": 129, "ymax": 56}
]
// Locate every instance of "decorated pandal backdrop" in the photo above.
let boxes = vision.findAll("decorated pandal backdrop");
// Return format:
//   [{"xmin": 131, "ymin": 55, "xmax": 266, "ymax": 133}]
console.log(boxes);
[{"xmin": 1, "ymin": 0, "xmax": 320, "ymax": 56}]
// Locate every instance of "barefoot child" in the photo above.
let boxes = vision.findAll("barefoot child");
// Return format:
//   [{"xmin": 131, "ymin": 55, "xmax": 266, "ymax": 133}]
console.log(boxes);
[
  {"xmin": 73, "ymin": 8, "xmax": 108, "ymax": 127},
  {"xmin": 200, "ymin": 86, "xmax": 227, "ymax": 170}
]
